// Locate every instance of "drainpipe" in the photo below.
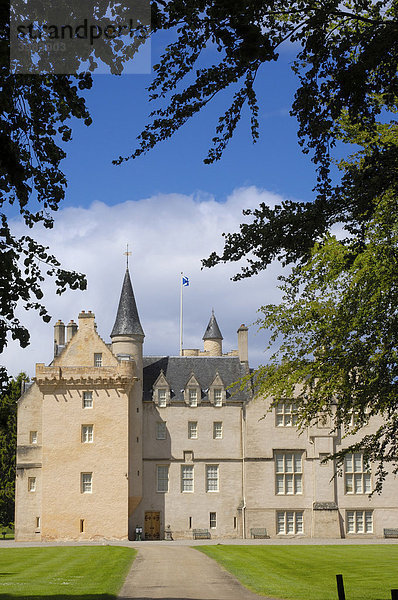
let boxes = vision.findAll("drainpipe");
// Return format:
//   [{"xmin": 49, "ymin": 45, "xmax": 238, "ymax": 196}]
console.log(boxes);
[
  {"xmin": 309, "ymin": 434, "xmax": 315, "ymax": 539},
  {"xmin": 241, "ymin": 403, "xmax": 247, "ymax": 539}
]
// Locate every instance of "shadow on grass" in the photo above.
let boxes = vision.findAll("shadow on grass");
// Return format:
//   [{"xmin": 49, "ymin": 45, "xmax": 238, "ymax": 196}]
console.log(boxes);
[
  {"xmin": 0, "ymin": 593, "xmax": 118, "ymax": 600},
  {"xmin": 0, "ymin": 597, "xmax": 244, "ymax": 600},
  {"xmin": 0, "ymin": 595, "xmax": 390, "ymax": 600}
]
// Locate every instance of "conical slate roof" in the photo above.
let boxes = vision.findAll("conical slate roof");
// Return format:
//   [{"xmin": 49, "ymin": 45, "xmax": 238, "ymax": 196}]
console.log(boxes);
[
  {"xmin": 111, "ymin": 269, "xmax": 144, "ymax": 337},
  {"xmin": 203, "ymin": 310, "xmax": 223, "ymax": 340}
]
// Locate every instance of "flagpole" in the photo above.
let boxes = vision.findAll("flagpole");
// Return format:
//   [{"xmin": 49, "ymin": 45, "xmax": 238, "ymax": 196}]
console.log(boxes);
[{"xmin": 180, "ymin": 272, "xmax": 183, "ymax": 356}]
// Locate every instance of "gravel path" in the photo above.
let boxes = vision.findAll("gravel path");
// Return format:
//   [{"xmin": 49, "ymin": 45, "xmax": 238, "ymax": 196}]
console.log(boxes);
[{"xmin": 118, "ymin": 545, "xmax": 272, "ymax": 599}]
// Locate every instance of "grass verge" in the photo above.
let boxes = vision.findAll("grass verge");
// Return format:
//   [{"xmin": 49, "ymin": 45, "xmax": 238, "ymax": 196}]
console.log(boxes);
[
  {"xmin": 197, "ymin": 544, "xmax": 398, "ymax": 600},
  {"xmin": 0, "ymin": 546, "xmax": 136, "ymax": 599}
]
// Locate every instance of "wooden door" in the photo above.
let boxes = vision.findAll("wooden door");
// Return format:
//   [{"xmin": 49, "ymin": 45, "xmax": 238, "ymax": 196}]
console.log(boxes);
[{"xmin": 144, "ymin": 511, "xmax": 160, "ymax": 540}]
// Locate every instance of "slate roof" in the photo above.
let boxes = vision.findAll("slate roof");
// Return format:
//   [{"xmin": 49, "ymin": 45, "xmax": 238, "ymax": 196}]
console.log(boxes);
[
  {"xmin": 111, "ymin": 269, "xmax": 144, "ymax": 337},
  {"xmin": 143, "ymin": 355, "xmax": 250, "ymax": 402},
  {"xmin": 203, "ymin": 311, "xmax": 223, "ymax": 340}
]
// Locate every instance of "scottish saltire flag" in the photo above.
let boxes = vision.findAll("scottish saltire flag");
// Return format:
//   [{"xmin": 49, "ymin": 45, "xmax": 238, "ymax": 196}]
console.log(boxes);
[{"xmin": 182, "ymin": 276, "xmax": 189, "ymax": 287}]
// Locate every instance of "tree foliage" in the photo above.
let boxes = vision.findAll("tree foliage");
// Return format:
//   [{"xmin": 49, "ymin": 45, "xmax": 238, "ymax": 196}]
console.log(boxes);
[
  {"xmin": 251, "ymin": 190, "xmax": 398, "ymax": 491},
  {"xmin": 0, "ymin": 73, "xmax": 91, "ymax": 370},
  {"xmin": 0, "ymin": 373, "xmax": 25, "ymax": 526},
  {"xmin": 1, "ymin": 3, "xmax": 91, "ymax": 381},
  {"xmin": 243, "ymin": 108, "xmax": 398, "ymax": 489},
  {"xmin": 117, "ymin": 0, "xmax": 398, "ymax": 277},
  {"xmin": 1, "ymin": 1, "xmax": 149, "ymax": 387}
]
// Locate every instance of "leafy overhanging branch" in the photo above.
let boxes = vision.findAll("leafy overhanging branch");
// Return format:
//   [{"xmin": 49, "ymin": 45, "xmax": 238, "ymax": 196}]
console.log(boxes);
[
  {"xmin": 0, "ymin": 73, "xmax": 91, "ymax": 378},
  {"xmin": 0, "ymin": 372, "xmax": 26, "ymax": 526},
  {"xmin": 245, "ymin": 191, "xmax": 398, "ymax": 492},
  {"xmin": 117, "ymin": 0, "xmax": 398, "ymax": 279}
]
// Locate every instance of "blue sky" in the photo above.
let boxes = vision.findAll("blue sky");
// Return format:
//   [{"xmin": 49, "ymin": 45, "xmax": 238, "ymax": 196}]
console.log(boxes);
[
  {"xmin": 4, "ymin": 36, "xmax": 326, "ymax": 377},
  {"xmin": 61, "ymin": 38, "xmax": 316, "ymax": 207}
]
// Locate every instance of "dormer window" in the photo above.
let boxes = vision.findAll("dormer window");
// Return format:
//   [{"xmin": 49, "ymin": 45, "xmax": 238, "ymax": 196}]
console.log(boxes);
[
  {"xmin": 214, "ymin": 389, "xmax": 222, "ymax": 407},
  {"xmin": 152, "ymin": 370, "xmax": 171, "ymax": 407},
  {"xmin": 158, "ymin": 389, "xmax": 167, "ymax": 408},
  {"xmin": 184, "ymin": 373, "xmax": 201, "ymax": 406},
  {"xmin": 189, "ymin": 389, "xmax": 198, "ymax": 407},
  {"xmin": 209, "ymin": 373, "xmax": 225, "ymax": 406}
]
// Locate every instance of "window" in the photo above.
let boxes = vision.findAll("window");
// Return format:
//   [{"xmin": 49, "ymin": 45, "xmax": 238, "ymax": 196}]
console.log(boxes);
[
  {"xmin": 157, "ymin": 465, "xmax": 169, "ymax": 492},
  {"xmin": 209, "ymin": 512, "xmax": 217, "ymax": 529},
  {"xmin": 344, "ymin": 453, "xmax": 371, "ymax": 494},
  {"xmin": 188, "ymin": 421, "xmax": 198, "ymax": 439},
  {"xmin": 214, "ymin": 388, "xmax": 222, "ymax": 407},
  {"xmin": 94, "ymin": 353, "xmax": 102, "ymax": 367},
  {"xmin": 80, "ymin": 519, "xmax": 85, "ymax": 533},
  {"xmin": 158, "ymin": 389, "xmax": 167, "ymax": 407},
  {"xmin": 346, "ymin": 510, "xmax": 373, "ymax": 534},
  {"xmin": 30, "ymin": 431, "xmax": 38, "ymax": 444},
  {"xmin": 181, "ymin": 465, "xmax": 194, "ymax": 492},
  {"xmin": 189, "ymin": 389, "xmax": 198, "ymax": 407},
  {"xmin": 350, "ymin": 411, "xmax": 360, "ymax": 427},
  {"xmin": 275, "ymin": 452, "xmax": 303, "ymax": 495},
  {"xmin": 36, "ymin": 516, "xmax": 40, "ymax": 529},
  {"xmin": 275, "ymin": 402, "xmax": 298, "ymax": 427},
  {"xmin": 156, "ymin": 422, "xmax": 167, "ymax": 440},
  {"xmin": 277, "ymin": 511, "xmax": 304, "ymax": 534},
  {"xmin": 348, "ymin": 409, "xmax": 370, "ymax": 429},
  {"xmin": 81, "ymin": 472, "xmax": 92, "ymax": 493},
  {"xmin": 28, "ymin": 477, "xmax": 36, "ymax": 492},
  {"xmin": 83, "ymin": 391, "xmax": 93, "ymax": 408},
  {"xmin": 81, "ymin": 425, "xmax": 93, "ymax": 443},
  {"xmin": 213, "ymin": 422, "xmax": 223, "ymax": 439},
  {"xmin": 206, "ymin": 465, "xmax": 219, "ymax": 492}
]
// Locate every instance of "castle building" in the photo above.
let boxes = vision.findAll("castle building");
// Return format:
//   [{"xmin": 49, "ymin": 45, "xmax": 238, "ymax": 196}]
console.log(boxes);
[{"xmin": 15, "ymin": 268, "xmax": 398, "ymax": 541}]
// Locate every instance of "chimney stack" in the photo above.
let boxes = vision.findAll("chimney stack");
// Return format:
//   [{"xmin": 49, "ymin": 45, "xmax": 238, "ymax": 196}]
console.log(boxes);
[
  {"xmin": 54, "ymin": 320, "xmax": 65, "ymax": 356},
  {"xmin": 66, "ymin": 319, "xmax": 78, "ymax": 342},
  {"xmin": 237, "ymin": 324, "xmax": 248, "ymax": 364},
  {"xmin": 54, "ymin": 320, "xmax": 65, "ymax": 346}
]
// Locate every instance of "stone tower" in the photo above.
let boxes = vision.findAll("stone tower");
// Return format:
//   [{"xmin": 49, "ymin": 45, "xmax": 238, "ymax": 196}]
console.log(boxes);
[
  {"xmin": 111, "ymin": 267, "xmax": 145, "ymax": 537},
  {"xmin": 111, "ymin": 268, "xmax": 145, "ymax": 362},
  {"xmin": 203, "ymin": 310, "xmax": 223, "ymax": 356}
]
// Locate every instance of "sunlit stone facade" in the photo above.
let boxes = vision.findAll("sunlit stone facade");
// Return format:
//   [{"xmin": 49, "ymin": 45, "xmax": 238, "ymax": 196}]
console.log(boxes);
[{"xmin": 15, "ymin": 270, "xmax": 398, "ymax": 541}]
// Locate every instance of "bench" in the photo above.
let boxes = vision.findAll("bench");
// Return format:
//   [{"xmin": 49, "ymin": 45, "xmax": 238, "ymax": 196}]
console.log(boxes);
[
  {"xmin": 192, "ymin": 528, "xmax": 211, "ymax": 540},
  {"xmin": 384, "ymin": 528, "xmax": 398, "ymax": 538},
  {"xmin": 250, "ymin": 528, "xmax": 269, "ymax": 539}
]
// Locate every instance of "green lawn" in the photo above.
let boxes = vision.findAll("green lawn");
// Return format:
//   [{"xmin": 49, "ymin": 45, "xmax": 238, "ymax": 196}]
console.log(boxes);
[
  {"xmin": 197, "ymin": 545, "xmax": 398, "ymax": 600},
  {"xmin": 0, "ymin": 546, "xmax": 136, "ymax": 599}
]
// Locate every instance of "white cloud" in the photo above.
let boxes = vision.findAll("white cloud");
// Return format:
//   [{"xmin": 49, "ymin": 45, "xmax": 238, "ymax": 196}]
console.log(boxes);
[{"xmin": 2, "ymin": 187, "xmax": 286, "ymax": 378}]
